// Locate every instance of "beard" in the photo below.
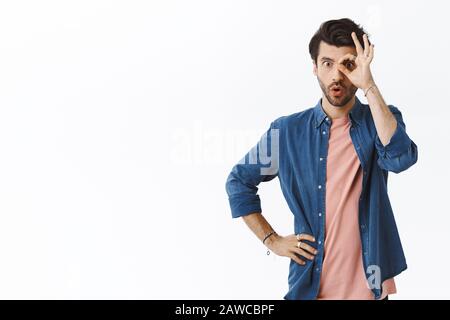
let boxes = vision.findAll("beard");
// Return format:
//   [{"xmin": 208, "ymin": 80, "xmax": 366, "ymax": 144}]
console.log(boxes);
[{"xmin": 317, "ymin": 77, "xmax": 357, "ymax": 107}]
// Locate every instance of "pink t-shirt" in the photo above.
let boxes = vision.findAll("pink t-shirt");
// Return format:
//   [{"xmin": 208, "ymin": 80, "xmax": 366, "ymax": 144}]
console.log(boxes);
[{"xmin": 316, "ymin": 116, "xmax": 396, "ymax": 300}]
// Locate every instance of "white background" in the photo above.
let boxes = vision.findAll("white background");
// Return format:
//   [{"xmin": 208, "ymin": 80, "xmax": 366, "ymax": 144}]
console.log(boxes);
[{"xmin": 0, "ymin": 0, "xmax": 449, "ymax": 299}]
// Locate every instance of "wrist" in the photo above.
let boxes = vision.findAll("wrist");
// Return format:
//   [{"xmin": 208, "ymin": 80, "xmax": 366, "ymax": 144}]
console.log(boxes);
[
  {"xmin": 362, "ymin": 81, "xmax": 376, "ymax": 92},
  {"xmin": 265, "ymin": 233, "xmax": 281, "ymax": 249}
]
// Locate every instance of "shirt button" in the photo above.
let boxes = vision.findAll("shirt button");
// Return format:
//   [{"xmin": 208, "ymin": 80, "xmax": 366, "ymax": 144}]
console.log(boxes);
[
  {"xmin": 318, "ymin": 212, "xmax": 322, "ymax": 217},
  {"xmin": 322, "ymin": 131, "xmax": 326, "ymax": 135},
  {"xmin": 319, "ymin": 157, "xmax": 323, "ymax": 161},
  {"xmin": 361, "ymin": 225, "xmax": 365, "ymax": 229},
  {"xmin": 318, "ymin": 185, "xmax": 322, "ymax": 189},
  {"xmin": 318, "ymin": 240, "xmax": 322, "ymax": 245},
  {"xmin": 325, "ymin": 117, "xmax": 329, "ymax": 121},
  {"xmin": 316, "ymin": 267, "xmax": 320, "ymax": 272}
]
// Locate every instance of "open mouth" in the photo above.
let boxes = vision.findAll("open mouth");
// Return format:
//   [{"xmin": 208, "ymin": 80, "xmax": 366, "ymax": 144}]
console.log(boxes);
[{"xmin": 330, "ymin": 86, "xmax": 344, "ymax": 97}]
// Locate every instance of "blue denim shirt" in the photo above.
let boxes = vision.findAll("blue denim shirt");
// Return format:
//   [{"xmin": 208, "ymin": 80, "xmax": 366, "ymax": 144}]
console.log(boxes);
[{"xmin": 225, "ymin": 96, "xmax": 418, "ymax": 300}]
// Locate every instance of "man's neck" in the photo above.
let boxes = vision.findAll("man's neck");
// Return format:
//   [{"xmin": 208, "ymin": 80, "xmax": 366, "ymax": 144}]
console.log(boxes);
[{"xmin": 321, "ymin": 95, "xmax": 356, "ymax": 119}]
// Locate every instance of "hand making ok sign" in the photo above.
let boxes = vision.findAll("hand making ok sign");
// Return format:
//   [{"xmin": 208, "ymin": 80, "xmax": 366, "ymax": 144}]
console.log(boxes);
[{"xmin": 337, "ymin": 32, "xmax": 376, "ymax": 91}]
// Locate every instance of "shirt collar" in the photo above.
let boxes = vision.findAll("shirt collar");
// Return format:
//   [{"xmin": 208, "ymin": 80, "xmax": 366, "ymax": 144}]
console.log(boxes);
[{"xmin": 313, "ymin": 95, "xmax": 363, "ymax": 128}]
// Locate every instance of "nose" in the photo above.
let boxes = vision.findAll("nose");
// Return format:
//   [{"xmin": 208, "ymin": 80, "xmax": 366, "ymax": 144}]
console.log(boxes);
[{"xmin": 331, "ymin": 65, "xmax": 344, "ymax": 82}]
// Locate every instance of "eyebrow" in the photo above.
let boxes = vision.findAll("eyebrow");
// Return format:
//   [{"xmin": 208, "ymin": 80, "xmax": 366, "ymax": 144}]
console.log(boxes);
[
  {"xmin": 320, "ymin": 57, "xmax": 335, "ymax": 62},
  {"xmin": 320, "ymin": 56, "xmax": 355, "ymax": 64}
]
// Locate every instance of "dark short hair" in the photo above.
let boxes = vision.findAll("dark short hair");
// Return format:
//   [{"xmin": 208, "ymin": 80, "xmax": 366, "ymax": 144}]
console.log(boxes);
[{"xmin": 309, "ymin": 18, "xmax": 370, "ymax": 63}]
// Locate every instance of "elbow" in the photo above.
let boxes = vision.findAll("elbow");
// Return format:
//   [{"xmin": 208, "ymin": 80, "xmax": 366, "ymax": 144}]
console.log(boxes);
[
  {"xmin": 225, "ymin": 170, "xmax": 238, "ymax": 197},
  {"xmin": 379, "ymin": 142, "xmax": 418, "ymax": 174}
]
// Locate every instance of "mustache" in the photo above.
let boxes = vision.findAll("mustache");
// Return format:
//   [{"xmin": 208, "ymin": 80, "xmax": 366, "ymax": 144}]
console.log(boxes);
[{"xmin": 329, "ymin": 83, "xmax": 346, "ymax": 89}]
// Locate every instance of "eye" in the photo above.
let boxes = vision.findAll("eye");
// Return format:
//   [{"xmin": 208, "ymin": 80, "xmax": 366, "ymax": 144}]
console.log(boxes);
[
  {"xmin": 345, "ymin": 61, "xmax": 355, "ymax": 69},
  {"xmin": 322, "ymin": 61, "xmax": 332, "ymax": 68}
]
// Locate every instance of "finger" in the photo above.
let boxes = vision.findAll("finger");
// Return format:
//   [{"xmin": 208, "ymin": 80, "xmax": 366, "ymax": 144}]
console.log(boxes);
[
  {"xmin": 293, "ymin": 247, "xmax": 315, "ymax": 260},
  {"xmin": 363, "ymin": 34, "xmax": 370, "ymax": 57},
  {"xmin": 298, "ymin": 241, "xmax": 318, "ymax": 255},
  {"xmin": 337, "ymin": 64, "xmax": 351, "ymax": 76},
  {"xmin": 351, "ymin": 32, "xmax": 364, "ymax": 56},
  {"xmin": 298, "ymin": 233, "xmax": 315, "ymax": 242},
  {"xmin": 368, "ymin": 44, "xmax": 374, "ymax": 62},
  {"xmin": 289, "ymin": 253, "xmax": 306, "ymax": 266}
]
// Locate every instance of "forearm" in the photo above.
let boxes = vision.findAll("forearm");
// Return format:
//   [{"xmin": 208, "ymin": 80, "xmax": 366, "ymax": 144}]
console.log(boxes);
[
  {"xmin": 364, "ymin": 83, "xmax": 397, "ymax": 146},
  {"xmin": 241, "ymin": 212, "xmax": 278, "ymax": 248}
]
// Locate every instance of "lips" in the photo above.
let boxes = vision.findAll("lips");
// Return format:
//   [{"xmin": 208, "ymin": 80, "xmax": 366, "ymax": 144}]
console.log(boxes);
[{"xmin": 330, "ymin": 86, "xmax": 344, "ymax": 97}]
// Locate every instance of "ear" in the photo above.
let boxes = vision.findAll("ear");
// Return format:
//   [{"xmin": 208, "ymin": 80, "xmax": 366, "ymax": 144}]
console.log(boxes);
[{"xmin": 312, "ymin": 60, "xmax": 317, "ymax": 76}]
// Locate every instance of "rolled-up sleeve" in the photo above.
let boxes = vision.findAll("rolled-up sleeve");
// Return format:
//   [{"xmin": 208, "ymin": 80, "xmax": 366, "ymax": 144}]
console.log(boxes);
[
  {"xmin": 375, "ymin": 105, "xmax": 418, "ymax": 173},
  {"xmin": 225, "ymin": 120, "xmax": 281, "ymax": 218}
]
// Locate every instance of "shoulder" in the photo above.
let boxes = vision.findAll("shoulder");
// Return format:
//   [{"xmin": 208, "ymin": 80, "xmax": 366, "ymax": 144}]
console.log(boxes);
[{"xmin": 270, "ymin": 105, "xmax": 317, "ymax": 130}]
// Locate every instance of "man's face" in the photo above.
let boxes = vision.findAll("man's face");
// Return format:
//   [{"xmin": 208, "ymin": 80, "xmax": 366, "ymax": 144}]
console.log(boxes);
[{"xmin": 313, "ymin": 41, "xmax": 358, "ymax": 107}]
